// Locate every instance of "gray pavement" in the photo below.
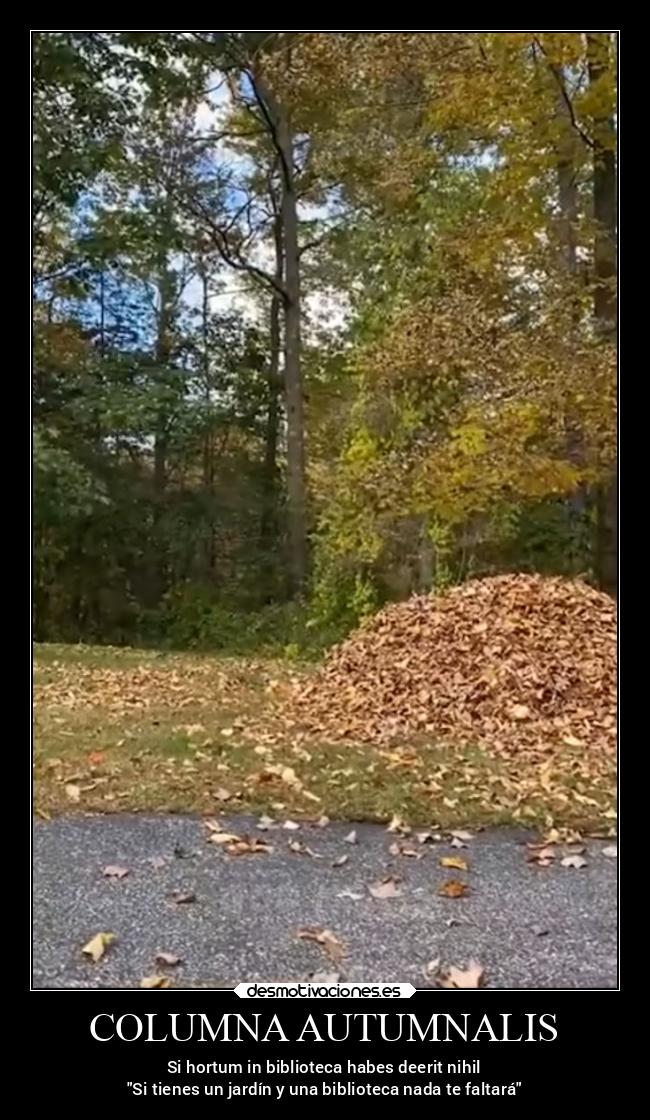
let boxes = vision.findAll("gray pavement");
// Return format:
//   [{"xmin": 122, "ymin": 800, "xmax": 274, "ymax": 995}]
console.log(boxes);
[{"xmin": 32, "ymin": 814, "xmax": 617, "ymax": 989}]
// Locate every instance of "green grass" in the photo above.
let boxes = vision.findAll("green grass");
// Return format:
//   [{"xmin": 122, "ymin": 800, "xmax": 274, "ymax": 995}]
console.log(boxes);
[{"xmin": 33, "ymin": 643, "xmax": 616, "ymax": 836}]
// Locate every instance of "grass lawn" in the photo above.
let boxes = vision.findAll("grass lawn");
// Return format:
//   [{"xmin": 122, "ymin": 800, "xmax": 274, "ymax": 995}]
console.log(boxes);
[{"xmin": 33, "ymin": 644, "xmax": 616, "ymax": 836}]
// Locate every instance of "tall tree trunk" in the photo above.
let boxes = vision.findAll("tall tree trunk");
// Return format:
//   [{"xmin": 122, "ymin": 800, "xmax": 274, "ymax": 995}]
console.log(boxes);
[
  {"xmin": 199, "ymin": 265, "xmax": 216, "ymax": 579},
  {"xmin": 259, "ymin": 215, "xmax": 283, "ymax": 596},
  {"xmin": 148, "ymin": 260, "xmax": 173, "ymax": 606},
  {"xmin": 555, "ymin": 73, "xmax": 587, "ymax": 548},
  {"xmin": 587, "ymin": 33, "xmax": 617, "ymax": 593},
  {"xmin": 275, "ymin": 102, "xmax": 308, "ymax": 597}
]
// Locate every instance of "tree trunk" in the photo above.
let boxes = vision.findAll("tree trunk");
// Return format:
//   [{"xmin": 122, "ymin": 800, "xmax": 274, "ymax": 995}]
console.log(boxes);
[
  {"xmin": 587, "ymin": 33, "xmax": 617, "ymax": 593},
  {"xmin": 276, "ymin": 103, "xmax": 308, "ymax": 597},
  {"xmin": 259, "ymin": 216, "xmax": 283, "ymax": 595}
]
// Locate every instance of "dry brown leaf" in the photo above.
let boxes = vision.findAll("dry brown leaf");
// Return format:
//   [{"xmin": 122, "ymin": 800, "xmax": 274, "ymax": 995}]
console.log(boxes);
[
  {"xmin": 169, "ymin": 889, "xmax": 196, "ymax": 905},
  {"xmin": 213, "ymin": 788, "xmax": 232, "ymax": 802},
  {"xmin": 226, "ymin": 836, "xmax": 273, "ymax": 856},
  {"xmin": 561, "ymin": 854, "xmax": 588, "ymax": 869},
  {"xmin": 368, "ymin": 876, "xmax": 402, "ymax": 899},
  {"xmin": 510, "ymin": 705, "xmax": 531, "ymax": 721},
  {"xmin": 438, "ymin": 880, "xmax": 468, "ymax": 898},
  {"xmin": 65, "ymin": 783, "xmax": 81, "ymax": 802},
  {"xmin": 82, "ymin": 932, "xmax": 116, "ymax": 962},
  {"xmin": 437, "ymin": 961, "xmax": 486, "ymax": 989},
  {"xmin": 526, "ymin": 844, "xmax": 557, "ymax": 867},
  {"xmin": 103, "ymin": 865, "xmax": 129, "ymax": 880},
  {"xmin": 140, "ymin": 975, "xmax": 171, "ymax": 989},
  {"xmin": 155, "ymin": 951, "xmax": 181, "ymax": 967},
  {"xmin": 440, "ymin": 856, "xmax": 469, "ymax": 872},
  {"xmin": 297, "ymin": 927, "xmax": 346, "ymax": 963},
  {"xmin": 386, "ymin": 815, "xmax": 410, "ymax": 835}
]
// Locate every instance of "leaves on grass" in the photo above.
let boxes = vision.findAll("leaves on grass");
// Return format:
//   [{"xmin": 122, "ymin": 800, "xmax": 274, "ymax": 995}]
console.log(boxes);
[
  {"xmin": 140, "ymin": 975, "xmax": 171, "ymax": 989},
  {"xmin": 82, "ymin": 932, "xmax": 116, "ymax": 962},
  {"xmin": 369, "ymin": 875, "xmax": 402, "ymax": 899},
  {"xmin": 438, "ymin": 879, "xmax": 468, "ymax": 898},
  {"xmin": 440, "ymin": 855, "xmax": 469, "ymax": 871},
  {"xmin": 297, "ymin": 927, "xmax": 346, "ymax": 963},
  {"xmin": 103, "ymin": 864, "xmax": 129, "ymax": 880},
  {"xmin": 289, "ymin": 574, "xmax": 616, "ymax": 763},
  {"xmin": 65, "ymin": 783, "xmax": 81, "ymax": 802}
]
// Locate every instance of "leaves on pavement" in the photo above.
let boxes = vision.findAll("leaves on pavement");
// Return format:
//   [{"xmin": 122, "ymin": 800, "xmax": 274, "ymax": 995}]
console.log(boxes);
[{"xmin": 82, "ymin": 932, "xmax": 116, "ymax": 962}]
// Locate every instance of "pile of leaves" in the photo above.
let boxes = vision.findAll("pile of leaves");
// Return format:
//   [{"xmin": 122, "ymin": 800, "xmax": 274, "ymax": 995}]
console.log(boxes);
[{"xmin": 292, "ymin": 574, "xmax": 616, "ymax": 759}]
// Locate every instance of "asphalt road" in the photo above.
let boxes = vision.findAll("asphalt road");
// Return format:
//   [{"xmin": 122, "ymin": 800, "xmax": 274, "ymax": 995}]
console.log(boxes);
[{"xmin": 32, "ymin": 814, "xmax": 617, "ymax": 989}]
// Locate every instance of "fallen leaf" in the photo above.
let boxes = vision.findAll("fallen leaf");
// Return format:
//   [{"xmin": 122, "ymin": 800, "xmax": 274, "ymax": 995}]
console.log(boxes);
[
  {"xmin": 389, "ymin": 841, "xmax": 422, "ymax": 859},
  {"xmin": 438, "ymin": 880, "xmax": 468, "ymax": 898},
  {"xmin": 88, "ymin": 751, "xmax": 105, "ymax": 766},
  {"xmin": 369, "ymin": 876, "xmax": 402, "ymax": 899},
  {"xmin": 562, "ymin": 735, "xmax": 585, "ymax": 748},
  {"xmin": 147, "ymin": 856, "xmax": 167, "ymax": 870},
  {"xmin": 206, "ymin": 831, "xmax": 241, "ymax": 846},
  {"xmin": 103, "ymin": 865, "xmax": 129, "ymax": 880},
  {"xmin": 213, "ymin": 788, "xmax": 232, "ymax": 803},
  {"xmin": 155, "ymin": 951, "xmax": 181, "ymax": 967},
  {"xmin": 450, "ymin": 837, "xmax": 468, "ymax": 849},
  {"xmin": 82, "ymin": 932, "xmax": 116, "ymax": 962},
  {"xmin": 225, "ymin": 836, "xmax": 273, "ymax": 856},
  {"xmin": 297, "ymin": 927, "xmax": 346, "ymax": 963},
  {"xmin": 530, "ymin": 925, "xmax": 549, "ymax": 937},
  {"xmin": 332, "ymin": 854, "xmax": 349, "ymax": 868},
  {"xmin": 283, "ymin": 820, "xmax": 301, "ymax": 831},
  {"xmin": 450, "ymin": 829, "xmax": 474, "ymax": 842},
  {"xmin": 140, "ymin": 975, "xmax": 171, "ymax": 989},
  {"xmin": 526, "ymin": 844, "xmax": 557, "ymax": 867},
  {"xmin": 310, "ymin": 971, "xmax": 341, "ymax": 983},
  {"xmin": 287, "ymin": 839, "xmax": 321, "ymax": 857},
  {"xmin": 337, "ymin": 889, "xmax": 363, "ymax": 900},
  {"xmin": 317, "ymin": 815, "xmax": 330, "ymax": 828},
  {"xmin": 440, "ymin": 856, "xmax": 469, "ymax": 872},
  {"xmin": 65, "ymin": 784, "xmax": 81, "ymax": 803},
  {"xmin": 344, "ymin": 830, "xmax": 358, "ymax": 845},
  {"xmin": 561, "ymin": 854, "xmax": 588, "ymax": 869},
  {"xmin": 437, "ymin": 961, "xmax": 485, "ymax": 989},
  {"xmin": 602, "ymin": 845, "xmax": 618, "ymax": 859},
  {"xmin": 386, "ymin": 815, "xmax": 410, "ymax": 835},
  {"xmin": 257, "ymin": 815, "xmax": 276, "ymax": 831},
  {"xmin": 169, "ymin": 890, "xmax": 196, "ymax": 905},
  {"xmin": 510, "ymin": 704, "xmax": 531, "ymax": 721}
]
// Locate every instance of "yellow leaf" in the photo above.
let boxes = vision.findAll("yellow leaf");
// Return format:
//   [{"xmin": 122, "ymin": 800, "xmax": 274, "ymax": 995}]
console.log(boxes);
[
  {"xmin": 440, "ymin": 855, "xmax": 469, "ymax": 871},
  {"xmin": 81, "ymin": 932, "xmax": 116, "ymax": 962},
  {"xmin": 140, "ymin": 975, "xmax": 171, "ymax": 989}
]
